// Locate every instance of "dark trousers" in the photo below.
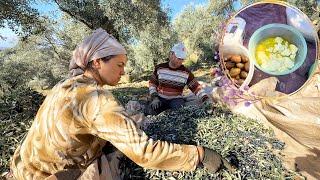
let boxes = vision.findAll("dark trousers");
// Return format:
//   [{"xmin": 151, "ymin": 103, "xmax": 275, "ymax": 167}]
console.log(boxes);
[{"xmin": 146, "ymin": 96, "xmax": 185, "ymax": 115}]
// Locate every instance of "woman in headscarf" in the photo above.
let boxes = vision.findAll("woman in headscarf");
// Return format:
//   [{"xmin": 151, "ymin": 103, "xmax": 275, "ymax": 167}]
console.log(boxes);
[{"xmin": 10, "ymin": 28, "xmax": 236, "ymax": 180}]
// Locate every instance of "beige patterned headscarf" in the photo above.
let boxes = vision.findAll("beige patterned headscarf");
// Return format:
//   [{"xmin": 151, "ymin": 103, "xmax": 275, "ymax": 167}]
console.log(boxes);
[{"xmin": 69, "ymin": 28, "xmax": 127, "ymax": 76}]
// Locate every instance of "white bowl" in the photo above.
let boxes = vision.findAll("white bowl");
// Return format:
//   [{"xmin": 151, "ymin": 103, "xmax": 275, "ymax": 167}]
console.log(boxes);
[{"xmin": 220, "ymin": 44, "xmax": 254, "ymax": 90}]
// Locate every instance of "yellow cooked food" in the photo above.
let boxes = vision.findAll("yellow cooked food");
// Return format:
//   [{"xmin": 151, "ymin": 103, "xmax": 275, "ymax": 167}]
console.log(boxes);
[{"xmin": 255, "ymin": 37, "xmax": 298, "ymax": 73}]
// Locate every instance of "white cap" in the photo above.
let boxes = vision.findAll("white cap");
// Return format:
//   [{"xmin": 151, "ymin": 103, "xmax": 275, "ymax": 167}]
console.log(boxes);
[{"xmin": 171, "ymin": 42, "xmax": 187, "ymax": 60}]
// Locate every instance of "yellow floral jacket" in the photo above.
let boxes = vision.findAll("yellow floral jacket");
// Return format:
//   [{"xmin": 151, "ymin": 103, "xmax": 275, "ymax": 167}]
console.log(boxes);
[{"xmin": 11, "ymin": 75, "xmax": 199, "ymax": 179}]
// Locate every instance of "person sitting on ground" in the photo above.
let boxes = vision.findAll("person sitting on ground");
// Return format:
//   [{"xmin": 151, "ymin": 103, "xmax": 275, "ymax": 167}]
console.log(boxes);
[
  {"xmin": 147, "ymin": 42, "xmax": 211, "ymax": 115},
  {"xmin": 9, "ymin": 28, "xmax": 237, "ymax": 180}
]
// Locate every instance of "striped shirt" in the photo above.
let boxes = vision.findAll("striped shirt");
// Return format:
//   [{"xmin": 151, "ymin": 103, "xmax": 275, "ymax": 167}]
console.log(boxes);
[{"xmin": 149, "ymin": 62, "xmax": 208, "ymax": 102}]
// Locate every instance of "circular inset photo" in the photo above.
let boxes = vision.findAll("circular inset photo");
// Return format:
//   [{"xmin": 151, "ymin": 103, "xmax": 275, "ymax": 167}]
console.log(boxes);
[{"xmin": 219, "ymin": 1, "xmax": 319, "ymax": 95}]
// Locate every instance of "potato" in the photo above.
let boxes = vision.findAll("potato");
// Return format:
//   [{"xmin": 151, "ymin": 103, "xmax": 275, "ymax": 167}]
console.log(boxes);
[
  {"xmin": 236, "ymin": 63, "xmax": 244, "ymax": 69},
  {"xmin": 241, "ymin": 56, "xmax": 249, "ymax": 63},
  {"xmin": 244, "ymin": 62, "xmax": 250, "ymax": 72},
  {"xmin": 238, "ymin": 79, "xmax": 245, "ymax": 85},
  {"xmin": 230, "ymin": 55, "xmax": 242, "ymax": 63},
  {"xmin": 229, "ymin": 68, "xmax": 241, "ymax": 77},
  {"xmin": 240, "ymin": 71, "xmax": 248, "ymax": 79},
  {"xmin": 224, "ymin": 55, "xmax": 231, "ymax": 61},
  {"xmin": 225, "ymin": 62, "xmax": 236, "ymax": 69}
]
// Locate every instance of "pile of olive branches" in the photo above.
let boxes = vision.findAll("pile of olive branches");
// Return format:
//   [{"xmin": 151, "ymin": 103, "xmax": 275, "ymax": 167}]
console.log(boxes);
[{"xmin": 119, "ymin": 104, "xmax": 300, "ymax": 179}]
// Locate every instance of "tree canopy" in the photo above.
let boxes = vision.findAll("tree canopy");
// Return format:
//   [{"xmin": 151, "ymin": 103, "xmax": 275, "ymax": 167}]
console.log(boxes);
[{"xmin": 0, "ymin": 0, "xmax": 45, "ymax": 38}]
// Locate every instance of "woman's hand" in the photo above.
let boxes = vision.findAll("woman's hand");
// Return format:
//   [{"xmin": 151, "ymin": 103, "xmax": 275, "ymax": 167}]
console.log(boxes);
[
  {"xmin": 199, "ymin": 147, "xmax": 239, "ymax": 173},
  {"xmin": 125, "ymin": 100, "xmax": 142, "ymax": 115},
  {"xmin": 150, "ymin": 97, "xmax": 161, "ymax": 110}
]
